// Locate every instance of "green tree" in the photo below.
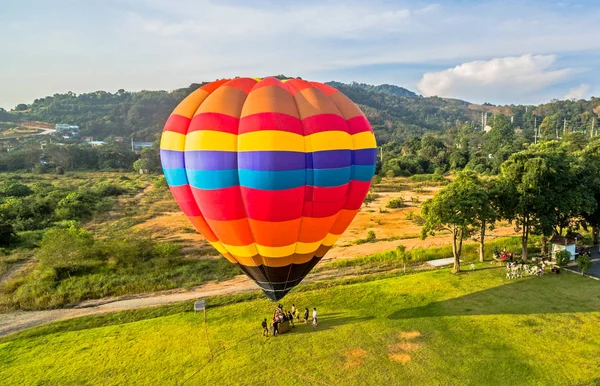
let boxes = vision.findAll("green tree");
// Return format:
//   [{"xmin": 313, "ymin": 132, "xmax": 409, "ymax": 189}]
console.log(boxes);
[
  {"xmin": 38, "ymin": 226, "xmax": 94, "ymax": 276},
  {"xmin": 421, "ymin": 171, "xmax": 488, "ymax": 272},
  {"xmin": 0, "ymin": 221, "xmax": 16, "ymax": 247},
  {"xmin": 14, "ymin": 103, "xmax": 28, "ymax": 111},
  {"xmin": 576, "ymin": 254, "xmax": 592, "ymax": 275},
  {"xmin": 396, "ymin": 245, "xmax": 408, "ymax": 273}
]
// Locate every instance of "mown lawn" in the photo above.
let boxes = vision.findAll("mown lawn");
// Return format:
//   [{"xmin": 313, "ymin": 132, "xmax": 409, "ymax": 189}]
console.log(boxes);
[{"xmin": 1, "ymin": 266, "xmax": 599, "ymax": 385}]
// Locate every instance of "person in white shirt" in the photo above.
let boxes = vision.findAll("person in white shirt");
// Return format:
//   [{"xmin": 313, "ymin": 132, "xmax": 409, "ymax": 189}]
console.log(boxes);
[{"xmin": 312, "ymin": 308, "xmax": 318, "ymax": 328}]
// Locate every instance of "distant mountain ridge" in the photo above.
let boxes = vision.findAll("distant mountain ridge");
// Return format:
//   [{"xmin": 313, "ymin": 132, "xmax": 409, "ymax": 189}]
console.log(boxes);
[{"xmin": 325, "ymin": 81, "xmax": 418, "ymax": 98}]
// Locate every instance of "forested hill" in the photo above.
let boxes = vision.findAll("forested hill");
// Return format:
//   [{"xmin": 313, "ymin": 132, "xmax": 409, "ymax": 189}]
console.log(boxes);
[
  {"xmin": 3, "ymin": 77, "xmax": 600, "ymax": 147},
  {"xmin": 4, "ymin": 78, "xmax": 481, "ymax": 143}
]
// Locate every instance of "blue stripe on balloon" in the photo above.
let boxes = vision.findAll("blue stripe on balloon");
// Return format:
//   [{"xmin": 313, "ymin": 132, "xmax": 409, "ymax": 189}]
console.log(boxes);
[
  {"xmin": 353, "ymin": 164, "xmax": 377, "ymax": 181},
  {"xmin": 163, "ymin": 168, "xmax": 188, "ymax": 187},
  {"xmin": 310, "ymin": 150, "xmax": 352, "ymax": 169},
  {"xmin": 309, "ymin": 167, "xmax": 352, "ymax": 187},
  {"xmin": 239, "ymin": 151, "xmax": 306, "ymax": 171},
  {"xmin": 187, "ymin": 169, "xmax": 239, "ymax": 190},
  {"xmin": 238, "ymin": 169, "xmax": 306, "ymax": 190}
]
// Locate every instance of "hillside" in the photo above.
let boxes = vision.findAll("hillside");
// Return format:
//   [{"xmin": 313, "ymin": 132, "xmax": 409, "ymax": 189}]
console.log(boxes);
[{"xmin": 2, "ymin": 78, "xmax": 482, "ymax": 144}]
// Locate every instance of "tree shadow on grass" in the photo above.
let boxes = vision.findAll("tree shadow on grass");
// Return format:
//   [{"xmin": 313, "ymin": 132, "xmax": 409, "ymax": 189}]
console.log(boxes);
[
  {"xmin": 281, "ymin": 315, "xmax": 374, "ymax": 335},
  {"xmin": 389, "ymin": 275, "xmax": 600, "ymax": 320}
]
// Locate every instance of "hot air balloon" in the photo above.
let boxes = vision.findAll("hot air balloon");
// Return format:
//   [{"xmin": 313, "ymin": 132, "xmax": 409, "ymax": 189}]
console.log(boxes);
[{"xmin": 160, "ymin": 77, "xmax": 377, "ymax": 300}]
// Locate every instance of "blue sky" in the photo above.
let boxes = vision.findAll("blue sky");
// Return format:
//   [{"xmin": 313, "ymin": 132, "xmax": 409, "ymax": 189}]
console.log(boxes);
[{"xmin": 1, "ymin": 0, "xmax": 600, "ymax": 108}]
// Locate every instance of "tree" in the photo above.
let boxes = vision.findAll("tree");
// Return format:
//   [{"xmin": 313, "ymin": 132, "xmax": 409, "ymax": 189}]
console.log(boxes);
[
  {"xmin": 472, "ymin": 179, "xmax": 498, "ymax": 262},
  {"xmin": 576, "ymin": 254, "xmax": 592, "ymax": 276},
  {"xmin": 396, "ymin": 245, "xmax": 408, "ymax": 273},
  {"xmin": 499, "ymin": 142, "xmax": 592, "ymax": 261},
  {"xmin": 14, "ymin": 103, "xmax": 28, "ymax": 111},
  {"xmin": 37, "ymin": 225, "xmax": 94, "ymax": 276},
  {"xmin": 0, "ymin": 221, "xmax": 16, "ymax": 247},
  {"xmin": 421, "ymin": 171, "xmax": 488, "ymax": 272}
]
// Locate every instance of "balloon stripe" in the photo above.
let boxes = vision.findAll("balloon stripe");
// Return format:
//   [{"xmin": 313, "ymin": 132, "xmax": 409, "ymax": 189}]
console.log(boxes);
[
  {"xmin": 159, "ymin": 149, "xmax": 185, "ymax": 169},
  {"xmin": 238, "ymin": 112, "xmax": 303, "ymax": 135},
  {"xmin": 239, "ymin": 169, "xmax": 306, "ymax": 190},
  {"xmin": 353, "ymin": 148, "xmax": 378, "ymax": 165},
  {"xmin": 185, "ymin": 131, "xmax": 237, "ymax": 151},
  {"xmin": 240, "ymin": 86, "xmax": 299, "ymax": 118},
  {"xmin": 168, "ymin": 185, "xmax": 202, "ymax": 217},
  {"xmin": 187, "ymin": 169, "xmax": 239, "ymax": 190},
  {"xmin": 163, "ymin": 168, "xmax": 188, "ymax": 187},
  {"xmin": 184, "ymin": 150, "xmax": 238, "ymax": 170},
  {"xmin": 163, "ymin": 114, "xmax": 192, "ymax": 134},
  {"xmin": 170, "ymin": 88, "xmax": 210, "ymax": 118},
  {"xmin": 347, "ymin": 115, "xmax": 374, "ymax": 134},
  {"xmin": 160, "ymin": 131, "xmax": 186, "ymax": 151},
  {"xmin": 301, "ymin": 114, "xmax": 348, "ymax": 135},
  {"xmin": 188, "ymin": 112, "xmax": 239, "ymax": 134}
]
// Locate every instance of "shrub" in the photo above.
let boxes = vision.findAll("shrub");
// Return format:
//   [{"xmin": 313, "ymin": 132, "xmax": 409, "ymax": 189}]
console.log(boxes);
[
  {"xmin": 576, "ymin": 254, "xmax": 592, "ymax": 275},
  {"xmin": 386, "ymin": 197, "xmax": 405, "ymax": 209},
  {"xmin": 363, "ymin": 191, "xmax": 379, "ymax": 206},
  {"xmin": 0, "ymin": 221, "xmax": 16, "ymax": 247},
  {"xmin": 55, "ymin": 166, "xmax": 64, "ymax": 175},
  {"xmin": 410, "ymin": 196, "xmax": 420, "ymax": 204},
  {"xmin": 366, "ymin": 230, "xmax": 376, "ymax": 241},
  {"xmin": 555, "ymin": 250, "xmax": 572, "ymax": 266}
]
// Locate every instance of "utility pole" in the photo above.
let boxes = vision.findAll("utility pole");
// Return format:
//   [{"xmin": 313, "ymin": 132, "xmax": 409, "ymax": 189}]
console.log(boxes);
[
  {"xmin": 534, "ymin": 117, "xmax": 537, "ymax": 144},
  {"xmin": 592, "ymin": 118, "xmax": 595, "ymax": 138},
  {"xmin": 380, "ymin": 147, "xmax": 383, "ymax": 163},
  {"xmin": 563, "ymin": 118, "xmax": 567, "ymax": 135}
]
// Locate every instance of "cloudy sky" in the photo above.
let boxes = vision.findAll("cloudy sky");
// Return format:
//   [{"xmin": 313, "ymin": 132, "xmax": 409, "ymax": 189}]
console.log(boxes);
[{"xmin": 1, "ymin": 0, "xmax": 600, "ymax": 109}]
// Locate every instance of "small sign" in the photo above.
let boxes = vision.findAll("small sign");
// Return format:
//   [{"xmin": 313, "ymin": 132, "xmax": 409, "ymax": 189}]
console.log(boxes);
[{"xmin": 194, "ymin": 300, "xmax": 206, "ymax": 311}]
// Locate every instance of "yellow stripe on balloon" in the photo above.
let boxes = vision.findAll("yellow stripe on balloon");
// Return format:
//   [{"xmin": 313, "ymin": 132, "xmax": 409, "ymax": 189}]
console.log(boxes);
[
  {"xmin": 322, "ymin": 233, "xmax": 341, "ymax": 246},
  {"xmin": 256, "ymin": 244, "xmax": 296, "ymax": 258},
  {"xmin": 185, "ymin": 130, "xmax": 238, "ymax": 151},
  {"xmin": 210, "ymin": 241, "xmax": 229, "ymax": 255},
  {"xmin": 160, "ymin": 131, "xmax": 186, "ymax": 151},
  {"xmin": 306, "ymin": 131, "xmax": 353, "ymax": 152},
  {"xmin": 238, "ymin": 131, "xmax": 305, "ymax": 152},
  {"xmin": 223, "ymin": 243, "xmax": 259, "ymax": 257},
  {"xmin": 352, "ymin": 131, "xmax": 377, "ymax": 149},
  {"xmin": 295, "ymin": 240, "xmax": 323, "ymax": 254}
]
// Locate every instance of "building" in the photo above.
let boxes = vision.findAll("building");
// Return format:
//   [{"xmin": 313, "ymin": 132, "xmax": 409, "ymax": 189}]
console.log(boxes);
[
  {"xmin": 88, "ymin": 141, "xmax": 106, "ymax": 148},
  {"xmin": 82, "ymin": 136, "xmax": 94, "ymax": 142},
  {"xmin": 131, "ymin": 141, "xmax": 153, "ymax": 153},
  {"xmin": 550, "ymin": 232, "xmax": 582, "ymax": 261},
  {"xmin": 55, "ymin": 124, "xmax": 79, "ymax": 132}
]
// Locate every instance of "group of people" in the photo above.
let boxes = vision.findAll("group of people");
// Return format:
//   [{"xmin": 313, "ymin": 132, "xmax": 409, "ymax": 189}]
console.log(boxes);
[
  {"xmin": 261, "ymin": 304, "xmax": 318, "ymax": 337},
  {"xmin": 494, "ymin": 246, "xmax": 515, "ymax": 262}
]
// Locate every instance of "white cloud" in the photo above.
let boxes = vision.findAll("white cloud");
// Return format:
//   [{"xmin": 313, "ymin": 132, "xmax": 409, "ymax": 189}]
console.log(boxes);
[
  {"xmin": 417, "ymin": 54, "xmax": 572, "ymax": 101},
  {"xmin": 563, "ymin": 83, "xmax": 590, "ymax": 100}
]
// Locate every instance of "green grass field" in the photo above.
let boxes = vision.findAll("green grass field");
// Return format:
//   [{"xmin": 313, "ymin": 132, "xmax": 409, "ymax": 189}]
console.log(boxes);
[{"xmin": 1, "ymin": 266, "xmax": 599, "ymax": 385}]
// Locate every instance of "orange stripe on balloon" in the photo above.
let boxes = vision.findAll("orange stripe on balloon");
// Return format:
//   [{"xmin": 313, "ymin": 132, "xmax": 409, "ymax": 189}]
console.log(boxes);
[
  {"xmin": 309, "ymin": 81, "xmax": 340, "ymax": 96},
  {"xmin": 187, "ymin": 216, "xmax": 219, "ymax": 242},
  {"xmin": 171, "ymin": 88, "xmax": 210, "ymax": 118},
  {"xmin": 329, "ymin": 209, "xmax": 360, "ymax": 235},
  {"xmin": 194, "ymin": 86, "xmax": 248, "ymax": 118},
  {"xmin": 205, "ymin": 218, "xmax": 254, "ymax": 246},
  {"xmin": 200, "ymin": 78, "xmax": 231, "ymax": 93},
  {"xmin": 251, "ymin": 77, "xmax": 290, "ymax": 92},
  {"xmin": 294, "ymin": 87, "xmax": 343, "ymax": 119},
  {"xmin": 297, "ymin": 215, "xmax": 338, "ymax": 243},
  {"xmin": 329, "ymin": 91, "xmax": 365, "ymax": 120},
  {"xmin": 284, "ymin": 78, "xmax": 314, "ymax": 94},
  {"xmin": 247, "ymin": 218, "xmax": 302, "ymax": 247},
  {"xmin": 241, "ymin": 85, "xmax": 299, "ymax": 118}
]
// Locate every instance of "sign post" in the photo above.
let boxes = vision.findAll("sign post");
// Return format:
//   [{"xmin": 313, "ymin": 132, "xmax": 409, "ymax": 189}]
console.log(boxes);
[{"xmin": 194, "ymin": 299, "xmax": 212, "ymax": 358}]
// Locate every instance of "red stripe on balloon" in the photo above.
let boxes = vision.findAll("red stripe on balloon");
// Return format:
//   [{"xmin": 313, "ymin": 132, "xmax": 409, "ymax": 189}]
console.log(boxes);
[
  {"xmin": 188, "ymin": 113, "xmax": 240, "ymax": 134},
  {"xmin": 224, "ymin": 78, "xmax": 257, "ymax": 94},
  {"xmin": 346, "ymin": 116, "xmax": 373, "ymax": 134},
  {"xmin": 283, "ymin": 79, "xmax": 313, "ymax": 94},
  {"xmin": 240, "ymin": 186, "xmax": 305, "ymax": 222},
  {"xmin": 163, "ymin": 114, "xmax": 191, "ymax": 134},
  {"xmin": 343, "ymin": 180, "xmax": 372, "ymax": 210},
  {"xmin": 187, "ymin": 216, "xmax": 219, "ymax": 242},
  {"xmin": 190, "ymin": 186, "xmax": 247, "ymax": 221},
  {"xmin": 308, "ymin": 81, "xmax": 340, "ymax": 96},
  {"xmin": 239, "ymin": 112, "xmax": 303, "ymax": 135},
  {"xmin": 301, "ymin": 114, "xmax": 348, "ymax": 135},
  {"xmin": 251, "ymin": 77, "xmax": 290, "ymax": 91},
  {"xmin": 169, "ymin": 185, "xmax": 201, "ymax": 216}
]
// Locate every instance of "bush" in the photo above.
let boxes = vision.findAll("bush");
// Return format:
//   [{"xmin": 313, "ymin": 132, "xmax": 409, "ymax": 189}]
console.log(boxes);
[
  {"xmin": 55, "ymin": 166, "xmax": 64, "ymax": 175},
  {"xmin": 0, "ymin": 221, "xmax": 16, "ymax": 247},
  {"xmin": 555, "ymin": 250, "xmax": 572, "ymax": 266},
  {"xmin": 576, "ymin": 254, "xmax": 592, "ymax": 275},
  {"xmin": 386, "ymin": 197, "xmax": 405, "ymax": 209},
  {"xmin": 355, "ymin": 230, "xmax": 377, "ymax": 245},
  {"xmin": 363, "ymin": 191, "xmax": 379, "ymax": 206}
]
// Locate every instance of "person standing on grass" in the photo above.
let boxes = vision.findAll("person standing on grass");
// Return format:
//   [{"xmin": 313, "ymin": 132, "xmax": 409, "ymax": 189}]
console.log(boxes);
[
  {"xmin": 304, "ymin": 308, "xmax": 309, "ymax": 324},
  {"xmin": 291, "ymin": 304, "xmax": 296, "ymax": 320},
  {"xmin": 312, "ymin": 307, "xmax": 318, "ymax": 328},
  {"xmin": 261, "ymin": 318, "xmax": 269, "ymax": 337}
]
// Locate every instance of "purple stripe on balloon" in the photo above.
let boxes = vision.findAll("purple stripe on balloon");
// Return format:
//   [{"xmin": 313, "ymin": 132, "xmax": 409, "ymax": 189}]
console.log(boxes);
[
  {"xmin": 353, "ymin": 148, "xmax": 378, "ymax": 165},
  {"xmin": 310, "ymin": 150, "xmax": 352, "ymax": 169},
  {"xmin": 174, "ymin": 149, "xmax": 376, "ymax": 171},
  {"xmin": 160, "ymin": 149, "xmax": 185, "ymax": 169},
  {"xmin": 239, "ymin": 151, "xmax": 306, "ymax": 171},
  {"xmin": 184, "ymin": 151, "xmax": 238, "ymax": 170}
]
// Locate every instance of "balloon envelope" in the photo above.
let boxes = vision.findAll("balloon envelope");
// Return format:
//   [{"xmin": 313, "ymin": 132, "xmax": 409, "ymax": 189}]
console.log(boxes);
[{"xmin": 160, "ymin": 77, "xmax": 377, "ymax": 300}]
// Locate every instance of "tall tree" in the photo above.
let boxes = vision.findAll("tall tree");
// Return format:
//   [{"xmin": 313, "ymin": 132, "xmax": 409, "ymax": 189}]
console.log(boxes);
[{"xmin": 421, "ymin": 171, "xmax": 488, "ymax": 272}]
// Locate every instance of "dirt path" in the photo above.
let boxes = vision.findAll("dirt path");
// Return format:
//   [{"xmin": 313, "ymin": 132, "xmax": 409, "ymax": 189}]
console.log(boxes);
[{"xmin": 0, "ymin": 267, "xmax": 372, "ymax": 338}]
